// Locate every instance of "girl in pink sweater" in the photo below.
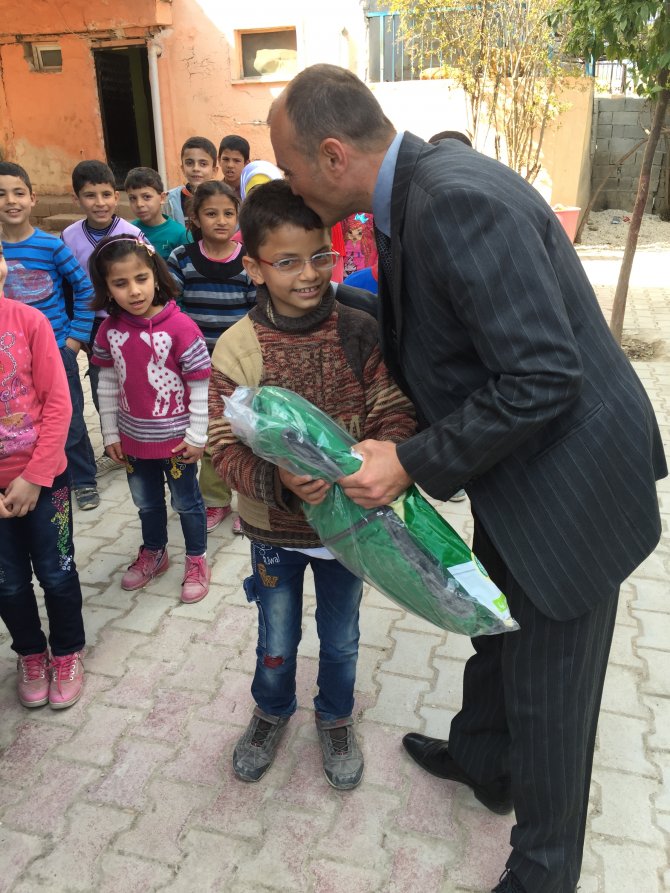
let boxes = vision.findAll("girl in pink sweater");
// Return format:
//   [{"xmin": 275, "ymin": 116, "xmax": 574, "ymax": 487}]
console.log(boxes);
[
  {"xmin": 89, "ymin": 236, "xmax": 212, "ymax": 604},
  {"xmin": 0, "ymin": 237, "xmax": 86, "ymax": 710}
]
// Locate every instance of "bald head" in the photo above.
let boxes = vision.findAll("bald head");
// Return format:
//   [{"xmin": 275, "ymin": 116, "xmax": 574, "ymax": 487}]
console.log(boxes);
[{"xmin": 274, "ymin": 64, "xmax": 395, "ymax": 157}]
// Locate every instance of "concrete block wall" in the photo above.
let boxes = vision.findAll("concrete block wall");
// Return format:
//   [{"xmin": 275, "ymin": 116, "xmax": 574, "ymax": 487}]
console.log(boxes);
[{"xmin": 591, "ymin": 95, "xmax": 669, "ymax": 212}]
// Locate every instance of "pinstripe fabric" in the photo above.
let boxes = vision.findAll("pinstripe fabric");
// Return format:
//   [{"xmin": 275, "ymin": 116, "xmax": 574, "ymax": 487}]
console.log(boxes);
[
  {"xmin": 449, "ymin": 520, "xmax": 617, "ymax": 893},
  {"xmin": 386, "ymin": 134, "xmax": 666, "ymax": 619},
  {"xmin": 378, "ymin": 134, "xmax": 666, "ymax": 893}
]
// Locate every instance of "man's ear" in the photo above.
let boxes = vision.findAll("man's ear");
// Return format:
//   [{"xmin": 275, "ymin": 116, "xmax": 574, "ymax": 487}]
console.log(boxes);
[
  {"xmin": 319, "ymin": 138, "xmax": 348, "ymax": 174},
  {"xmin": 243, "ymin": 254, "xmax": 265, "ymax": 286}
]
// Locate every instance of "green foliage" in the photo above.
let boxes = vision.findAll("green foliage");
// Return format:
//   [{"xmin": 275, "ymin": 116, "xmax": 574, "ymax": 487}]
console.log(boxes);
[
  {"xmin": 560, "ymin": 0, "xmax": 670, "ymax": 94},
  {"xmin": 387, "ymin": 0, "xmax": 577, "ymax": 181}
]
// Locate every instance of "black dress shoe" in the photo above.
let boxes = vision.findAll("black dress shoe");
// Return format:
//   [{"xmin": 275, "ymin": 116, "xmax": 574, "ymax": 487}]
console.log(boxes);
[
  {"xmin": 491, "ymin": 869, "xmax": 527, "ymax": 892},
  {"xmin": 402, "ymin": 732, "xmax": 513, "ymax": 815}
]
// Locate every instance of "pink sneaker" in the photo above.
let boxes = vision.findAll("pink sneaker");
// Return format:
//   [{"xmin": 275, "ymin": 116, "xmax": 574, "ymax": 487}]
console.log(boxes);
[
  {"xmin": 49, "ymin": 652, "xmax": 84, "ymax": 709},
  {"xmin": 121, "ymin": 547, "xmax": 169, "ymax": 590},
  {"xmin": 232, "ymin": 515, "xmax": 244, "ymax": 536},
  {"xmin": 206, "ymin": 506, "xmax": 231, "ymax": 532},
  {"xmin": 181, "ymin": 554, "xmax": 211, "ymax": 604},
  {"xmin": 17, "ymin": 650, "xmax": 50, "ymax": 708}
]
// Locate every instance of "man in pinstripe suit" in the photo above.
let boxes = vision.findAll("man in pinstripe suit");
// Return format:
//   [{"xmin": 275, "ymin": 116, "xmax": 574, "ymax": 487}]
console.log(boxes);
[{"xmin": 270, "ymin": 65, "xmax": 666, "ymax": 893}]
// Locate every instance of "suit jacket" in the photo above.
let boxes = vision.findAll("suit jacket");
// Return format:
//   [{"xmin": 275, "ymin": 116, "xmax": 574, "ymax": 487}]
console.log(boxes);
[{"xmin": 382, "ymin": 133, "xmax": 666, "ymax": 620}]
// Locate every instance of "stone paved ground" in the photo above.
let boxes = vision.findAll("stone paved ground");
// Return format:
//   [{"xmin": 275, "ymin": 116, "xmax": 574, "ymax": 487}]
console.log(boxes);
[{"xmin": 1, "ymin": 246, "xmax": 669, "ymax": 893}]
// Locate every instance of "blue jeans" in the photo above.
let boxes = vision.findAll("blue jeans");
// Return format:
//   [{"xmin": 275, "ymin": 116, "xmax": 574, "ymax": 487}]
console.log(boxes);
[
  {"xmin": 61, "ymin": 346, "xmax": 97, "ymax": 490},
  {"xmin": 245, "ymin": 542, "xmax": 363, "ymax": 722},
  {"xmin": 126, "ymin": 456, "xmax": 206, "ymax": 556},
  {"xmin": 0, "ymin": 472, "xmax": 85, "ymax": 656}
]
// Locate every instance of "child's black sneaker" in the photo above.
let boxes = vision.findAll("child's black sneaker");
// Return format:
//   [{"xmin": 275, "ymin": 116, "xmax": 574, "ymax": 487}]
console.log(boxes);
[{"xmin": 233, "ymin": 708, "xmax": 289, "ymax": 782}]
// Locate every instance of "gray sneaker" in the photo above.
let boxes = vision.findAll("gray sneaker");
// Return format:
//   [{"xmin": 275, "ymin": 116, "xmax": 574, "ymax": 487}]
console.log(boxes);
[
  {"xmin": 315, "ymin": 715, "xmax": 364, "ymax": 790},
  {"xmin": 233, "ymin": 708, "xmax": 290, "ymax": 782},
  {"xmin": 95, "ymin": 454, "xmax": 122, "ymax": 478}
]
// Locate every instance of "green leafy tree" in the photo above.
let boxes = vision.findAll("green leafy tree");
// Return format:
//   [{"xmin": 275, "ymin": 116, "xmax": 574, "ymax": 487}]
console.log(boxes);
[
  {"xmin": 387, "ymin": 0, "xmax": 575, "ymax": 182},
  {"xmin": 561, "ymin": 0, "xmax": 670, "ymax": 342}
]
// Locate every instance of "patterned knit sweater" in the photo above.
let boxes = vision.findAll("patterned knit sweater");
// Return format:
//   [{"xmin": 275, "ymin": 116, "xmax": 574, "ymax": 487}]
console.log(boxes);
[{"xmin": 209, "ymin": 284, "xmax": 416, "ymax": 548}]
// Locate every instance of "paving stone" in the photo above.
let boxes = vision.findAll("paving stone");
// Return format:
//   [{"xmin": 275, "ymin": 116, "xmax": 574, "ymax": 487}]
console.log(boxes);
[
  {"xmin": 446, "ymin": 805, "xmax": 515, "ymax": 890},
  {"xmin": 633, "ymin": 609, "xmax": 670, "ymax": 651},
  {"xmin": 114, "ymin": 777, "xmax": 212, "ymax": 862},
  {"xmin": 316, "ymin": 787, "xmax": 399, "ymax": 868},
  {"xmin": 1, "ymin": 757, "xmax": 97, "ymax": 836},
  {"xmin": 630, "ymin": 577, "xmax": 670, "ymax": 613},
  {"xmin": 645, "ymin": 695, "xmax": 670, "ymax": 751},
  {"xmin": 591, "ymin": 767, "xmax": 663, "ymax": 845},
  {"xmin": 396, "ymin": 756, "xmax": 460, "ymax": 840},
  {"xmin": 593, "ymin": 713, "xmax": 656, "ymax": 777},
  {"xmin": 0, "ymin": 827, "xmax": 46, "ymax": 892},
  {"xmin": 102, "ymin": 656, "xmax": 171, "ymax": 709},
  {"xmin": 99, "ymin": 853, "xmax": 174, "ymax": 893},
  {"xmin": 20, "ymin": 802, "xmax": 133, "ymax": 892},
  {"xmin": 353, "ymin": 644, "xmax": 385, "ymax": 696},
  {"xmin": 309, "ymin": 859, "xmax": 387, "ymax": 893},
  {"xmin": 134, "ymin": 616, "xmax": 202, "ymax": 663},
  {"xmin": 197, "ymin": 669, "xmax": 253, "ymax": 725},
  {"xmin": 162, "ymin": 717, "xmax": 231, "ymax": 787},
  {"xmin": 600, "ymin": 663, "xmax": 648, "ymax": 718},
  {"xmin": 591, "ymin": 838, "xmax": 666, "ymax": 893},
  {"xmin": 639, "ymin": 648, "xmax": 670, "ymax": 697},
  {"xmin": 273, "ymin": 736, "xmax": 345, "ymax": 814},
  {"xmin": 233, "ymin": 808, "xmax": 330, "ymax": 892},
  {"xmin": 0, "ymin": 720, "xmax": 73, "ymax": 785},
  {"xmin": 197, "ymin": 603, "xmax": 253, "ymax": 648},
  {"xmin": 90, "ymin": 738, "xmax": 175, "ymax": 809},
  {"xmin": 425, "ymin": 657, "xmax": 466, "ymax": 711},
  {"xmin": 607, "ymin": 621, "xmax": 643, "ymax": 668},
  {"xmin": 385, "ymin": 833, "xmax": 451, "ymax": 893},
  {"xmin": 380, "ymin": 630, "xmax": 442, "ymax": 679},
  {"xmin": 420, "ymin": 704, "xmax": 458, "ymax": 739},
  {"xmin": 162, "ymin": 641, "xmax": 229, "ymax": 692},
  {"xmin": 434, "ymin": 632, "xmax": 476, "ymax": 662},
  {"xmin": 112, "ymin": 594, "xmax": 173, "ymax": 634},
  {"xmin": 354, "ymin": 721, "xmax": 408, "ymax": 792},
  {"xmin": 358, "ymin": 605, "xmax": 399, "ymax": 649},
  {"xmin": 154, "ymin": 828, "xmax": 254, "ymax": 892},
  {"xmin": 89, "ymin": 627, "xmax": 150, "ymax": 677},
  {"xmin": 81, "ymin": 603, "xmax": 127, "ymax": 646},
  {"xmin": 56, "ymin": 703, "xmax": 139, "ymax": 766},
  {"xmin": 363, "ymin": 673, "xmax": 431, "ymax": 727}
]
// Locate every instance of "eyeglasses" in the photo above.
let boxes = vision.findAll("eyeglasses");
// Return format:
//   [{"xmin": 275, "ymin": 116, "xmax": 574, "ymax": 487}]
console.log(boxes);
[{"xmin": 258, "ymin": 251, "xmax": 340, "ymax": 274}]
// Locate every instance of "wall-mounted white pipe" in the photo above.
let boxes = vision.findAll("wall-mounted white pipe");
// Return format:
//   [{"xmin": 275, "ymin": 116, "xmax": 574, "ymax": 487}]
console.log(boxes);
[{"xmin": 147, "ymin": 41, "xmax": 167, "ymax": 189}]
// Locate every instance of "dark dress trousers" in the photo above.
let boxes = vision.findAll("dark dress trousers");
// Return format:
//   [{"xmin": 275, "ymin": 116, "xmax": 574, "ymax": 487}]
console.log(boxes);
[{"xmin": 381, "ymin": 133, "xmax": 666, "ymax": 893}]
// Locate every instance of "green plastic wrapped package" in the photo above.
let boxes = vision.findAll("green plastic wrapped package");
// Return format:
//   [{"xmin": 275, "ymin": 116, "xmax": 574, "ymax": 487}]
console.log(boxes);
[{"xmin": 224, "ymin": 386, "xmax": 519, "ymax": 637}]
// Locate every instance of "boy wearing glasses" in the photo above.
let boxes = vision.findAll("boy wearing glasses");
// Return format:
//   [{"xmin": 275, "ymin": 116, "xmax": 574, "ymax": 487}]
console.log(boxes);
[{"xmin": 208, "ymin": 180, "xmax": 415, "ymax": 790}]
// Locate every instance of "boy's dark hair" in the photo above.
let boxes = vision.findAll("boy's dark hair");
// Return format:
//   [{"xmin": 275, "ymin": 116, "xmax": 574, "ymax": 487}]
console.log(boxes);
[
  {"xmin": 88, "ymin": 235, "xmax": 177, "ymax": 316},
  {"xmin": 0, "ymin": 161, "xmax": 32, "ymax": 191},
  {"xmin": 124, "ymin": 166, "xmax": 164, "ymax": 193},
  {"xmin": 72, "ymin": 160, "xmax": 116, "ymax": 195},
  {"xmin": 187, "ymin": 180, "xmax": 240, "ymax": 241},
  {"xmin": 218, "ymin": 134, "xmax": 250, "ymax": 162},
  {"xmin": 428, "ymin": 130, "xmax": 473, "ymax": 147},
  {"xmin": 239, "ymin": 179, "xmax": 325, "ymax": 258},
  {"xmin": 180, "ymin": 136, "xmax": 217, "ymax": 164}
]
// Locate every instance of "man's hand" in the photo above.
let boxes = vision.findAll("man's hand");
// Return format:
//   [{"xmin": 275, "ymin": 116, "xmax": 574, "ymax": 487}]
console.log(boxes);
[
  {"xmin": 105, "ymin": 442, "xmax": 126, "ymax": 465},
  {"xmin": 338, "ymin": 440, "xmax": 412, "ymax": 508},
  {"xmin": 278, "ymin": 466, "xmax": 331, "ymax": 505},
  {"xmin": 172, "ymin": 441, "xmax": 205, "ymax": 464},
  {"xmin": 65, "ymin": 337, "xmax": 82, "ymax": 354},
  {"xmin": 1, "ymin": 477, "xmax": 41, "ymax": 517}
]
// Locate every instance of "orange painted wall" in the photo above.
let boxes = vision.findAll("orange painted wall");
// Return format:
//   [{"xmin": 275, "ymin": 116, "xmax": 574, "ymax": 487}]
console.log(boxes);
[
  {"xmin": 4, "ymin": 0, "xmax": 170, "ymax": 36},
  {"xmin": 0, "ymin": 37, "xmax": 105, "ymax": 192}
]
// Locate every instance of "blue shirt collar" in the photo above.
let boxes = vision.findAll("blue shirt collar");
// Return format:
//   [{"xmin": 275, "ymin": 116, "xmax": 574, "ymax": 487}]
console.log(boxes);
[{"xmin": 372, "ymin": 131, "xmax": 404, "ymax": 237}]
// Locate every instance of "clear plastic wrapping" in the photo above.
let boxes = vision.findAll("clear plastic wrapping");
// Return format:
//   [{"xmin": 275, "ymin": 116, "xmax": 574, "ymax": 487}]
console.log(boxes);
[{"xmin": 224, "ymin": 386, "xmax": 519, "ymax": 637}]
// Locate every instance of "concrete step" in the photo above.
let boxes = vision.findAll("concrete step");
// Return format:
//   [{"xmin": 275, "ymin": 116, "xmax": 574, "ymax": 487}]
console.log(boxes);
[{"xmin": 33, "ymin": 194, "xmax": 133, "ymax": 233}]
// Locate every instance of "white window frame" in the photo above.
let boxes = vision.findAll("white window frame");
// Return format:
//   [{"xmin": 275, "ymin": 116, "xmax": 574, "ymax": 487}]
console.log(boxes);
[
  {"xmin": 32, "ymin": 43, "xmax": 63, "ymax": 72},
  {"xmin": 234, "ymin": 27, "xmax": 298, "ymax": 83}
]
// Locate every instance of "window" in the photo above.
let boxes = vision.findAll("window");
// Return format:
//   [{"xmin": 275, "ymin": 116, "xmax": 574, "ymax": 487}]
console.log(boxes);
[
  {"xmin": 238, "ymin": 28, "xmax": 297, "ymax": 80},
  {"xmin": 32, "ymin": 43, "xmax": 63, "ymax": 72}
]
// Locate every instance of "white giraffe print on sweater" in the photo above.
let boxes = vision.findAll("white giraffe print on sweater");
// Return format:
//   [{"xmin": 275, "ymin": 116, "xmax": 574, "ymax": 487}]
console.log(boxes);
[
  {"xmin": 139, "ymin": 330, "xmax": 185, "ymax": 417},
  {"xmin": 107, "ymin": 329, "xmax": 130, "ymax": 411}
]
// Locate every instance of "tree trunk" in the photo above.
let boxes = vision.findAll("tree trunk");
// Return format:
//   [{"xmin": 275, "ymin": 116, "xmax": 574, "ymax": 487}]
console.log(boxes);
[
  {"xmin": 575, "ymin": 138, "xmax": 648, "ymax": 243},
  {"xmin": 610, "ymin": 72, "xmax": 669, "ymax": 343}
]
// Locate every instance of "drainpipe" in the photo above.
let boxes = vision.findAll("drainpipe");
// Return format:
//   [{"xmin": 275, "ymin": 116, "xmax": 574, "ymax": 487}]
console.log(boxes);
[{"xmin": 147, "ymin": 41, "xmax": 167, "ymax": 188}]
